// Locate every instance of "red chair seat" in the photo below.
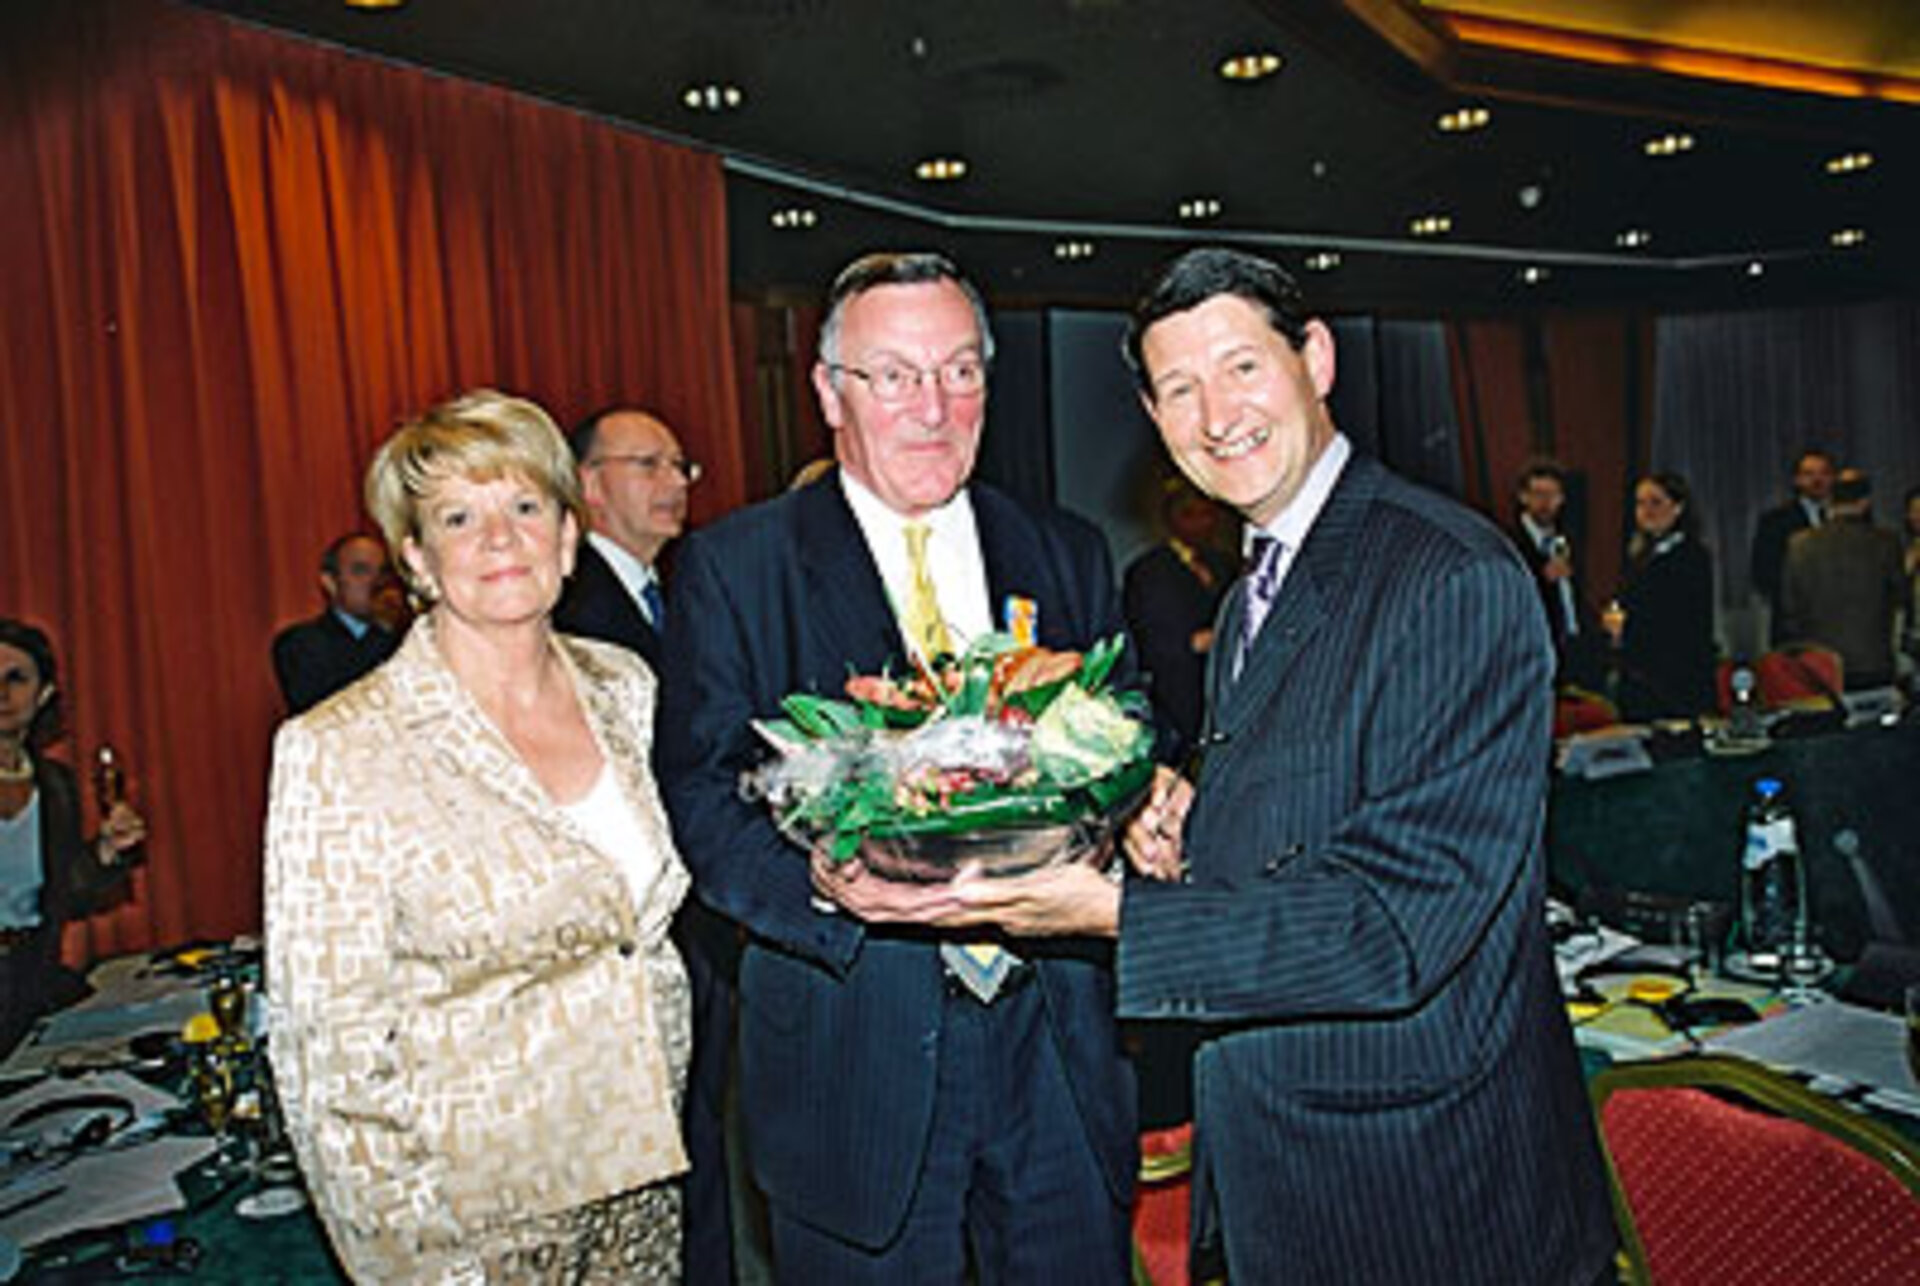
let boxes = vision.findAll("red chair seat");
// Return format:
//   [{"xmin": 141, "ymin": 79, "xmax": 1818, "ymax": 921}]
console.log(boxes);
[{"xmin": 1603, "ymin": 1085, "xmax": 1920, "ymax": 1284}]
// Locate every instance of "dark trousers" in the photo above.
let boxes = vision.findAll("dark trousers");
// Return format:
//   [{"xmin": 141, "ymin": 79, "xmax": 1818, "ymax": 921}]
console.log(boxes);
[
  {"xmin": 676, "ymin": 900, "xmax": 740, "ymax": 1286},
  {"xmin": 767, "ymin": 978, "xmax": 1128, "ymax": 1284}
]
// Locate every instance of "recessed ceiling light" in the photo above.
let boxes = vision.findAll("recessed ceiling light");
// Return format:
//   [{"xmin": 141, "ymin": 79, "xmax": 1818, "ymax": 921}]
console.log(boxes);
[
  {"xmin": 769, "ymin": 207, "xmax": 817, "ymax": 230},
  {"xmin": 914, "ymin": 157, "xmax": 968, "ymax": 182},
  {"xmin": 1615, "ymin": 228, "xmax": 1653, "ymax": 249},
  {"xmin": 343, "ymin": 0, "xmax": 405, "ymax": 9},
  {"xmin": 1218, "ymin": 52, "xmax": 1283, "ymax": 82},
  {"xmin": 1519, "ymin": 266, "xmax": 1550, "ymax": 285},
  {"xmin": 1409, "ymin": 214, "xmax": 1452, "ymax": 237},
  {"xmin": 1643, "ymin": 132, "xmax": 1695, "ymax": 157},
  {"xmin": 1746, "ymin": 261, "xmax": 1766, "ymax": 278},
  {"xmin": 1053, "ymin": 240, "xmax": 1095, "ymax": 261},
  {"xmin": 1824, "ymin": 151, "xmax": 1874, "ymax": 175},
  {"xmin": 681, "ymin": 83, "xmax": 744, "ymax": 112},
  {"xmin": 1437, "ymin": 106, "xmax": 1491, "ymax": 133},
  {"xmin": 1304, "ymin": 252, "xmax": 1342, "ymax": 272},
  {"xmin": 1177, "ymin": 197, "xmax": 1222, "ymax": 221},
  {"xmin": 1830, "ymin": 227, "xmax": 1867, "ymax": 248}
]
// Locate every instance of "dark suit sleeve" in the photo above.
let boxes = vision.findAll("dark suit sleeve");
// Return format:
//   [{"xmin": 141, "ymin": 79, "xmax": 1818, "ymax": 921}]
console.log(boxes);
[
  {"xmin": 272, "ymin": 626, "xmax": 328, "ymax": 715},
  {"xmin": 655, "ymin": 532, "xmax": 864, "ymax": 974},
  {"xmin": 1119, "ymin": 556, "xmax": 1552, "ymax": 1020}
]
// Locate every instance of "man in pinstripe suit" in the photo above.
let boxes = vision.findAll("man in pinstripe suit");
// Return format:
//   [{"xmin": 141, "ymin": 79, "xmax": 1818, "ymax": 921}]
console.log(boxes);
[{"xmin": 950, "ymin": 249, "xmax": 1615, "ymax": 1283}]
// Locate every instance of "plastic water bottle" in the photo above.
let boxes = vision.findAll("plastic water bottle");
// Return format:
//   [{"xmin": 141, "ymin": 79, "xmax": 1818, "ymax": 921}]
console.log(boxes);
[{"xmin": 1737, "ymin": 776, "xmax": 1805, "ymax": 978}]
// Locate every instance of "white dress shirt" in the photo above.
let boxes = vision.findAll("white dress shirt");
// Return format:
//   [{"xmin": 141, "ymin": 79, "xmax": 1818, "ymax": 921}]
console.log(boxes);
[{"xmin": 840, "ymin": 472, "xmax": 994, "ymax": 659}]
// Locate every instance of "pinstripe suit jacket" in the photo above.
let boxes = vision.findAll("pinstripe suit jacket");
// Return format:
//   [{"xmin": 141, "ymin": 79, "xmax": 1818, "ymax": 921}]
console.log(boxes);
[
  {"xmin": 1117, "ymin": 453, "xmax": 1614, "ymax": 1284},
  {"xmin": 655, "ymin": 473, "xmax": 1137, "ymax": 1249}
]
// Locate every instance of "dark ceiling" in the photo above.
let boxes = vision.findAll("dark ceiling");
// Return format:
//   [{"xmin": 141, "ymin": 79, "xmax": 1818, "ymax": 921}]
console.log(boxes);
[{"xmin": 184, "ymin": 0, "xmax": 1920, "ymax": 314}]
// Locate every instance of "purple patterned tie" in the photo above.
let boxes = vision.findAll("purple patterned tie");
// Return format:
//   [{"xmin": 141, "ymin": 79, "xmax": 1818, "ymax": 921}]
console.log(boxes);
[{"xmin": 1234, "ymin": 534, "xmax": 1285, "ymax": 680}]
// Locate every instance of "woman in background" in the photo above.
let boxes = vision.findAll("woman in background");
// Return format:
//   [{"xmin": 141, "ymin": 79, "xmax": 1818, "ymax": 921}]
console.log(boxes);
[
  {"xmin": 1606, "ymin": 472, "xmax": 1717, "ymax": 721},
  {"xmin": 0, "ymin": 619, "xmax": 144, "ymax": 1054},
  {"xmin": 265, "ymin": 390, "xmax": 690, "ymax": 1282}
]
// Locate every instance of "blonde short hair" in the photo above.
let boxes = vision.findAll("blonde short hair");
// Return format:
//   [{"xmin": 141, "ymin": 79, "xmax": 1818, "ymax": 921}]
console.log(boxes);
[{"xmin": 365, "ymin": 389, "xmax": 583, "ymax": 589}]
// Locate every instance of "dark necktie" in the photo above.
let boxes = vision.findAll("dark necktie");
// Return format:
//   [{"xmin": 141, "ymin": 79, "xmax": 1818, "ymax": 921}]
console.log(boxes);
[
  {"xmin": 1233, "ymin": 534, "xmax": 1285, "ymax": 680},
  {"xmin": 641, "ymin": 580, "xmax": 665, "ymax": 630}
]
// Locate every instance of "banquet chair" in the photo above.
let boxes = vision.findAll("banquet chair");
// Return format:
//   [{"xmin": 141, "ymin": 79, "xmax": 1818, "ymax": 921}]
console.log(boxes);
[
  {"xmin": 1589, "ymin": 1053, "xmax": 1920, "ymax": 1286},
  {"xmin": 1131, "ymin": 1121, "xmax": 1194, "ymax": 1286},
  {"xmin": 1754, "ymin": 644, "xmax": 1845, "ymax": 710},
  {"xmin": 1554, "ymin": 686, "xmax": 1620, "ymax": 738}
]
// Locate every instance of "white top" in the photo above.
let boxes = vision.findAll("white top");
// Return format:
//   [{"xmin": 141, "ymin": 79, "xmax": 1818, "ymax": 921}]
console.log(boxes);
[
  {"xmin": 0, "ymin": 790, "xmax": 43, "ymax": 928},
  {"xmin": 587, "ymin": 531, "xmax": 661, "ymax": 625},
  {"xmin": 840, "ymin": 471, "xmax": 994, "ymax": 657},
  {"xmin": 1243, "ymin": 432, "xmax": 1352, "ymax": 600},
  {"xmin": 556, "ymin": 761, "xmax": 664, "ymax": 911}
]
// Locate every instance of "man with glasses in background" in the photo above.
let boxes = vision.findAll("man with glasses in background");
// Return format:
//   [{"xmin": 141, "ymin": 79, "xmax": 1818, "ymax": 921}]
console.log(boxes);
[
  {"xmin": 558, "ymin": 405, "xmax": 735, "ymax": 1285},
  {"xmin": 558, "ymin": 407, "xmax": 700, "ymax": 669},
  {"xmin": 658, "ymin": 252, "xmax": 1137, "ymax": 1283}
]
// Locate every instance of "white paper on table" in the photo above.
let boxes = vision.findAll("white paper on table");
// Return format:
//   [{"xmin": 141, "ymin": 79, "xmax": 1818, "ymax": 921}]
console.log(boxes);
[
  {"xmin": 1703, "ymin": 999, "xmax": 1917, "ymax": 1099},
  {"xmin": 0, "ymin": 1135, "xmax": 218, "ymax": 1248}
]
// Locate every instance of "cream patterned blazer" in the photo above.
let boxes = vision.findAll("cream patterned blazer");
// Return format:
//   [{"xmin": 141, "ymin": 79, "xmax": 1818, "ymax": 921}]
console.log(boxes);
[{"xmin": 264, "ymin": 620, "xmax": 690, "ymax": 1282}]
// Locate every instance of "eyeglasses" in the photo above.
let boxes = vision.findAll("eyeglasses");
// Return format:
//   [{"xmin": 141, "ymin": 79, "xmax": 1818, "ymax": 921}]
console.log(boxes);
[
  {"xmin": 827, "ymin": 356, "xmax": 987, "ymax": 404},
  {"xmin": 585, "ymin": 453, "xmax": 703, "ymax": 484}
]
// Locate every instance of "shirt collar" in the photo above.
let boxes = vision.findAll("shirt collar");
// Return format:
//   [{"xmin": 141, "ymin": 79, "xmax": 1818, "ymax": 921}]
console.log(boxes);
[
  {"xmin": 1245, "ymin": 432, "xmax": 1351, "ymax": 555},
  {"xmin": 1519, "ymin": 511, "xmax": 1556, "ymax": 547},
  {"xmin": 588, "ymin": 531, "xmax": 658, "ymax": 607},
  {"xmin": 839, "ymin": 469, "xmax": 973, "ymax": 545},
  {"xmin": 330, "ymin": 607, "xmax": 373, "ymax": 639}
]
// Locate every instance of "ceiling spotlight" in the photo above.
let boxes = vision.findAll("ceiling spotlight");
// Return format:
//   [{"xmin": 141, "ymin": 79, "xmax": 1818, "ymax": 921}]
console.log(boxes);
[
  {"xmin": 1643, "ymin": 132, "xmax": 1695, "ymax": 157},
  {"xmin": 681, "ymin": 83, "xmax": 744, "ymax": 112},
  {"xmin": 1053, "ymin": 240, "xmax": 1096, "ymax": 261},
  {"xmin": 343, "ymin": 0, "xmax": 405, "ymax": 9},
  {"xmin": 1830, "ymin": 227, "xmax": 1867, "ymax": 248},
  {"xmin": 1746, "ymin": 261, "xmax": 1766, "ymax": 278},
  {"xmin": 1824, "ymin": 151, "xmax": 1874, "ymax": 175},
  {"xmin": 1519, "ymin": 266, "xmax": 1550, "ymax": 285},
  {"xmin": 769, "ymin": 207, "xmax": 817, "ymax": 230},
  {"xmin": 1409, "ymin": 214, "xmax": 1452, "ymax": 237},
  {"xmin": 1615, "ymin": 228, "xmax": 1653, "ymax": 249},
  {"xmin": 914, "ymin": 156, "xmax": 969, "ymax": 181},
  {"xmin": 1516, "ymin": 183, "xmax": 1545, "ymax": 211},
  {"xmin": 1218, "ymin": 51, "xmax": 1283, "ymax": 82},
  {"xmin": 1437, "ymin": 106, "xmax": 1491, "ymax": 133},
  {"xmin": 1177, "ymin": 197, "xmax": 1223, "ymax": 221},
  {"xmin": 1304, "ymin": 252, "xmax": 1342, "ymax": 272}
]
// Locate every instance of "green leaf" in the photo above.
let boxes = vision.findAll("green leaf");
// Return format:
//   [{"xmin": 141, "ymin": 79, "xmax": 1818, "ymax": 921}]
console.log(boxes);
[
  {"xmin": 781, "ymin": 693, "xmax": 866, "ymax": 739},
  {"xmin": 1080, "ymin": 635, "xmax": 1124, "ymax": 693}
]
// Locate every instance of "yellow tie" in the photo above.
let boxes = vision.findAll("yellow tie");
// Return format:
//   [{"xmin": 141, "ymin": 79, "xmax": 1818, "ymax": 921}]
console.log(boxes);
[{"xmin": 902, "ymin": 522, "xmax": 954, "ymax": 660}]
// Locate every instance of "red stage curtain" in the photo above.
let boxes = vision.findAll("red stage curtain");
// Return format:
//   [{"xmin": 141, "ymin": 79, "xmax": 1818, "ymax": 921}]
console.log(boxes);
[{"xmin": 0, "ymin": 0, "xmax": 741, "ymax": 960}]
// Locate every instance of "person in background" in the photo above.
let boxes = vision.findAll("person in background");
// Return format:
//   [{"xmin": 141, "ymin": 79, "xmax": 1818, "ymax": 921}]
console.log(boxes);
[
  {"xmin": 1781, "ymin": 468, "xmax": 1907, "ymax": 691},
  {"xmin": 265, "ymin": 390, "xmax": 691, "ymax": 1282},
  {"xmin": 942, "ymin": 247, "xmax": 1614, "ymax": 1283},
  {"xmin": 271, "ymin": 532, "xmax": 401, "ymax": 714},
  {"xmin": 1122, "ymin": 475, "xmax": 1238, "ymax": 757},
  {"xmin": 1750, "ymin": 447, "xmax": 1835, "ymax": 642},
  {"xmin": 554, "ymin": 403, "xmax": 735, "ymax": 1286},
  {"xmin": 1607, "ymin": 472, "xmax": 1718, "ymax": 721},
  {"xmin": 1902, "ymin": 484, "xmax": 1920, "ymax": 687},
  {"xmin": 555, "ymin": 407, "xmax": 698, "ymax": 670},
  {"xmin": 657, "ymin": 252, "xmax": 1137, "ymax": 1283},
  {"xmin": 0, "ymin": 619, "xmax": 145, "ymax": 1054},
  {"xmin": 1510, "ymin": 460, "xmax": 1599, "ymax": 689}
]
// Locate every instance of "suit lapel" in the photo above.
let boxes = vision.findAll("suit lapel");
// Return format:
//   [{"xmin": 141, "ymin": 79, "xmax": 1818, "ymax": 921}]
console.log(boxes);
[
  {"xmin": 793, "ymin": 477, "xmax": 906, "ymax": 675},
  {"xmin": 1213, "ymin": 455, "xmax": 1383, "ymax": 737}
]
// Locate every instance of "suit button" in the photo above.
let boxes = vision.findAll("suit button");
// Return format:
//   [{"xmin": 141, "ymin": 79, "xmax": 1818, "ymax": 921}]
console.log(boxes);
[{"xmin": 618, "ymin": 941, "xmax": 637, "ymax": 958}]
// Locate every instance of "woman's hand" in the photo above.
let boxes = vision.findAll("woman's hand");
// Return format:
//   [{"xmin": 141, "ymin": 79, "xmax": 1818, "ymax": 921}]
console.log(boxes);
[{"xmin": 98, "ymin": 800, "xmax": 147, "ymax": 861}]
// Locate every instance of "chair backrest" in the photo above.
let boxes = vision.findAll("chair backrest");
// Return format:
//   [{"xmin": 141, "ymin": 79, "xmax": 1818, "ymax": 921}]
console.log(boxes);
[
  {"xmin": 1755, "ymin": 644, "xmax": 1845, "ymax": 710},
  {"xmin": 1555, "ymin": 687, "xmax": 1620, "ymax": 737},
  {"xmin": 1590, "ymin": 1054, "xmax": 1920, "ymax": 1285}
]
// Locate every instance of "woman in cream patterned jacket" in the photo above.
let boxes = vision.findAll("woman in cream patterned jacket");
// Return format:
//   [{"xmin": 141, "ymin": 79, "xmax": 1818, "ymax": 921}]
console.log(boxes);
[{"xmin": 265, "ymin": 390, "xmax": 690, "ymax": 1283}]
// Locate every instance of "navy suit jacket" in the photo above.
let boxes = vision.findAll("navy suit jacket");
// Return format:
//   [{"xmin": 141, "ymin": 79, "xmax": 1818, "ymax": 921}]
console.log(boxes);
[
  {"xmin": 270, "ymin": 612, "xmax": 398, "ymax": 715},
  {"xmin": 553, "ymin": 539, "xmax": 664, "ymax": 670},
  {"xmin": 655, "ymin": 474, "xmax": 1137, "ymax": 1249},
  {"xmin": 1117, "ymin": 454, "xmax": 1614, "ymax": 1284}
]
